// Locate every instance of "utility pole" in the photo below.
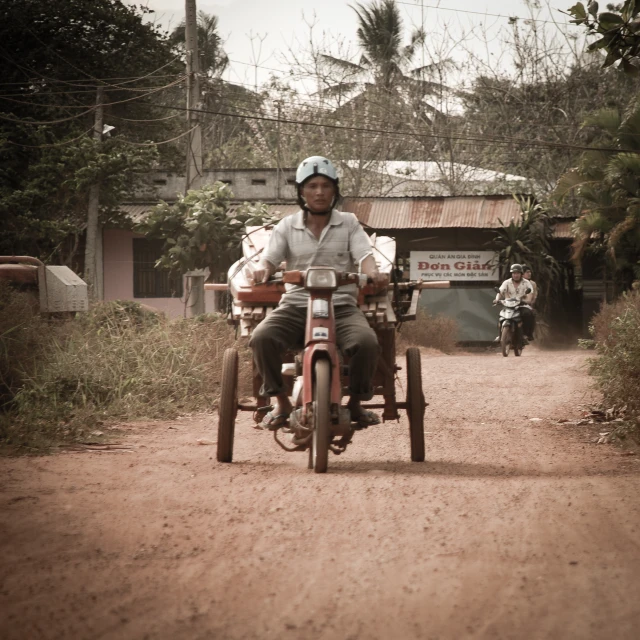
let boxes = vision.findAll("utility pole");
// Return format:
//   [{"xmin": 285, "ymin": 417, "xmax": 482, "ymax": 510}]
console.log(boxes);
[
  {"xmin": 185, "ymin": 0, "xmax": 203, "ymax": 193},
  {"xmin": 84, "ymin": 86, "xmax": 104, "ymax": 300},
  {"xmin": 276, "ymin": 101, "xmax": 281, "ymax": 201},
  {"xmin": 184, "ymin": 0, "xmax": 205, "ymax": 315}
]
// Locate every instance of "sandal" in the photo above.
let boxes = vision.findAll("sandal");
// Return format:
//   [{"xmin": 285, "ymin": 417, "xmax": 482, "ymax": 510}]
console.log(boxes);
[
  {"xmin": 261, "ymin": 410, "xmax": 291, "ymax": 431},
  {"xmin": 353, "ymin": 410, "xmax": 381, "ymax": 429}
]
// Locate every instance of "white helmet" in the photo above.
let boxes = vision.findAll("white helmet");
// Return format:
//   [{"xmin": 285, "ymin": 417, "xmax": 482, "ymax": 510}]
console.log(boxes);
[
  {"xmin": 295, "ymin": 156, "xmax": 340, "ymax": 213},
  {"xmin": 295, "ymin": 156, "xmax": 339, "ymax": 187}
]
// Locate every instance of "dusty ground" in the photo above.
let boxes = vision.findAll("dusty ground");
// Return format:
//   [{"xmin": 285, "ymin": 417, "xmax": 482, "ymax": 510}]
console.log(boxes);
[{"xmin": 1, "ymin": 347, "xmax": 640, "ymax": 640}]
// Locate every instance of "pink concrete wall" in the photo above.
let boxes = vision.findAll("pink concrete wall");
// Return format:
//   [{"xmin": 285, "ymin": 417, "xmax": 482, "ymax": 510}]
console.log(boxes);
[{"xmin": 103, "ymin": 228, "xmax": 187, "ymax": 318}]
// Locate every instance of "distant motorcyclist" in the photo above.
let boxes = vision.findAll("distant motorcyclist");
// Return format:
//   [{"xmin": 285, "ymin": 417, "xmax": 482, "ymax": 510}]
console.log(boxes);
[{"xmin": 494, "ymin": 263, "xmax": 535, "ymax": 341}]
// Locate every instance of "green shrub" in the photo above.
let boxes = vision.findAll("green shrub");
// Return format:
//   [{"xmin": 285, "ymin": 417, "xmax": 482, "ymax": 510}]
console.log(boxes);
[
  {"xmin": 0, "ymin": 299, "xmax": 240, "ymax": 450},
  {"xmin": 588, "ymin": 290, "xmax": 640, "ymax": 441},
  {"xmin": 398, "ymin": 309, "xmax": 458, "ymax": 354}
]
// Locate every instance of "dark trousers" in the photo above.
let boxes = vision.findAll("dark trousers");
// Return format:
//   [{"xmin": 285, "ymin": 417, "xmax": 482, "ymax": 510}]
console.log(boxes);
[
  {"xmin": 249, "ymin": 304, "xmax": 379, "ymax": 400},
  {"xmin": 521, "ymin": 307, "xmax": 535, "ymax": 338}
]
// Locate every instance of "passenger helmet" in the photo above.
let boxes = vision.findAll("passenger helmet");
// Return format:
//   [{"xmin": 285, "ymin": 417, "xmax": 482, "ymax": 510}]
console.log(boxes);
[
  {"xmin": 510, "ymin": 263, "xmax": 523, "ymax": 274},
  {"xmin": 295, "ymin": 156, "xmax": 340, "ymax": 213}
]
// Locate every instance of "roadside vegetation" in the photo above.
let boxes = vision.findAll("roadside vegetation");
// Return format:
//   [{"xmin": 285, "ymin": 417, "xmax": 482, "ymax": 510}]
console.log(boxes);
[
  {"xmin": 0, "ymin": 287, "xmax": 238, "ymax": 451},
  {"xmin": 585, "ymin": 289, "xmax": 640, "ymax": 444},
  {"xmin": 398, "ymin": 310, "xmax": 458, "ymax": 354}
]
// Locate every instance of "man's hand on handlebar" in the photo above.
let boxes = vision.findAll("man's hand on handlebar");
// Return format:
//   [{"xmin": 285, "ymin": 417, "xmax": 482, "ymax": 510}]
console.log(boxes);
[
  {"xmin": 252, "ymin": 267, "xmax": 268, "ymax": 285},
  {"xmin": 369, "ymin": 271, "xmax": 390, "ymax": 289},
  {"xmin": 249, "ymin": 260, "xmax": 276, "ymax": 285}
]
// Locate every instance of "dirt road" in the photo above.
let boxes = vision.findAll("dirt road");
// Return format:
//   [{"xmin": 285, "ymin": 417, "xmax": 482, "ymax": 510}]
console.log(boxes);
[{"xmin": 2, "ymin": 348, "xmax": 640, "ymax": 640}]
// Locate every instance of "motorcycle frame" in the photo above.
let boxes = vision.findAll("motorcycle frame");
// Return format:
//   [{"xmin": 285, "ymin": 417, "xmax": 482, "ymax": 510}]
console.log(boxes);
[
  {"xmin": 498, "ymin": 305, "xmax": 524, "ymax": 340},
  {"xmin": 301, "ymin": 283, "xmax": 342, "ymax": 417}
]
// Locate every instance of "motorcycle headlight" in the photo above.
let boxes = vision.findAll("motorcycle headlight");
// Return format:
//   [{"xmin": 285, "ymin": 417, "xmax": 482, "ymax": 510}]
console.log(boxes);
[{"xmin": 305, "ymin": 268, "xmax": 337, "ymax": 290}]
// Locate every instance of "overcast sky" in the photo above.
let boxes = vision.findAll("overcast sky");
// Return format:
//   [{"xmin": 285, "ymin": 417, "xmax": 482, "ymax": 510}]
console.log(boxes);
[{"xmin": 129, "ymin": 0, "xmax": 582, "ymax": 89}]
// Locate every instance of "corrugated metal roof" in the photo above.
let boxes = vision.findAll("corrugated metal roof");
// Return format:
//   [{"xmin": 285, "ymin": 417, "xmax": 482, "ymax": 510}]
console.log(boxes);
[
  {"xmin": 121, "ymin": 203, "xmax": 155, "ymax": 224},
  {"xmin": 553, "ymin": 221, "xmax": 574, "ymax": 238},
  {"xmin": 340, "ymin": 196, "xmax": 523, "ymax": 229}
]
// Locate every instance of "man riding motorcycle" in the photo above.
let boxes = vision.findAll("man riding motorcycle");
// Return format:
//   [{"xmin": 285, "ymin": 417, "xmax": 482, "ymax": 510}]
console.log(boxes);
[
  {"xmin": 494, "ymin": 263, "xmax": 535, "ymax": 342},
  {"xmin": 249, "ymin": 156, "xmax": 388, "ymax": 429}
]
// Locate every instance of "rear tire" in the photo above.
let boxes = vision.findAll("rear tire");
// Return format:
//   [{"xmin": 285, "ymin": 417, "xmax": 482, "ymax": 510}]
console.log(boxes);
[
  {"xmin": 406, "ymin": 347, "xmax": 426, "ymax": 462},
  {"xmin": 217, "ymin": 348, "xmax": 238, "ymax": 463},
  {"xmin": 311, "ymin": 359, "xmax": 331, "ymax": 473},
  {"xmin": 500, "ymin": 325, "xmax": 511, "ymax": 357}
]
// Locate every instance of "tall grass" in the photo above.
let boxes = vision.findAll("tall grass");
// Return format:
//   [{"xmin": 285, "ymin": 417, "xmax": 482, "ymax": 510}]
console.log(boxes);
[
  {"xmin": 0, "ymin": 284, "xmax": 46, "ymax": 408},
  {"xmin": 0, "ymin": 297, "xmax": 240, "ymax": 450},
  {"xmin": 398, "ymin": 309, "xmax": 458, "ymax": 354}
]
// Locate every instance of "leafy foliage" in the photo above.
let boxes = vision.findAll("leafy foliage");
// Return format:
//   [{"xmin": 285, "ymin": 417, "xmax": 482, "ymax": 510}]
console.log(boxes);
[
  {"xmin": 1, "ymin": 135, "xmax": 158, "ymax": 263},
  {"xmin": 139, "ymin": 183, "xmax": 277, "ymax": 281},
  {"xmin": 568, "ymin": 1, "xmax": 640, "ymax": 74},
  {"xmin": 0, "ymin": 0, "xmax": 181, "ymax": 263},
  {"xmin": 169, "ymin": 11, "xmax": 229, "ymax": 78},
  {"xmin": 490, "ymin": 196, "xmax": 561, "ymax": 317},
  {"xmin": 551, "ymin": 99, "xmax": 640, "ymax": 284}
]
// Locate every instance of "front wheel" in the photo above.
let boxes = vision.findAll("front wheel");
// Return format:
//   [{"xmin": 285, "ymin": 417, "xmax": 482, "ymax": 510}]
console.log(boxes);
[
  {"xmin": 406, "ymin": 347, "xmax": 426, "ymax": 462},
  {"xmin": 500, "ymin": 325, "xmax": 511, "ymax": 357},
  {"xmin": 217, "ymin": 348, "xmax": 238, "ymax": 463},
  {"xmin": 311, "ymin": 359, "xmax": 331, "ymax": 473},
  {"xmin": 514, "ymin": 327, "xmax": 523, "ymax": 357}
]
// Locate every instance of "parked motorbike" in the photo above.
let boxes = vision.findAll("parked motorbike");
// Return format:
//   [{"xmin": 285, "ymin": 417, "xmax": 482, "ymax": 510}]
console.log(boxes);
[{"xmin": 494, "ymin": 292, "xmax": 531, "ymax": 357}]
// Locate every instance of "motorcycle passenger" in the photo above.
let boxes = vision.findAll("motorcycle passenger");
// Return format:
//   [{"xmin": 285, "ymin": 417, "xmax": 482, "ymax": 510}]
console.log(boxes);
[
  {"xmin": 522, "ymin": 266, "xmax": 538, "ymax": 307},
  {"xmin": 494, "ymin": 263, "xmax": 535, "ymax": 342},
  {"xmin": 249, "ymin": 156, "xmax": 388, "ymax": 429}
]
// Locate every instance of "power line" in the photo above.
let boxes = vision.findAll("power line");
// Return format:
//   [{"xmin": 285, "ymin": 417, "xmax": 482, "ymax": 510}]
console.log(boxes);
[
  {"xmin": 117, "ymin": 124, "xmax": 199, "ymax": 146},
  {"xmin": 0, "ymin": 76, "xmax": 187, "ymax": 125},
  {"xmin": 0, "ymin": 127, "xmax": 95, "ymax": 149},
  {"xmin": 395, "ymin": 1, "xmax": 570, "ymax": 26},
  {"xmin": 145, "ymin": 102, "xmax": 636, "ymax": 154},
  {"xmin": 0, "ymin": 74, "xmax": 183, "ymax": 88}
]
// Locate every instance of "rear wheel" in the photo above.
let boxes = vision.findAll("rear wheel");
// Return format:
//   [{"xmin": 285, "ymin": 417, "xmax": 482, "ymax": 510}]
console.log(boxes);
[
  {"xmin": 311, "ymin": 359, "xmax": 331, "ymax": 473},
  {"xmin": 500, "ymin": 325, "xmax": 511, "ymax": 357},
  {"xmin": 217, "ymin": 348, "xmax": 238, "ymax": 463},
  {"xmin": 406, "ymin": 347, "xmax": 425, "ymax": 462}
]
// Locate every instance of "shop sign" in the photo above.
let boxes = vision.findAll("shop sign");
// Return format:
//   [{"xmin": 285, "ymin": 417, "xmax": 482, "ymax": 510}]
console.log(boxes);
[{"xmin": 410, "ymin": 251, "xmax": 498, "ymax": 281}]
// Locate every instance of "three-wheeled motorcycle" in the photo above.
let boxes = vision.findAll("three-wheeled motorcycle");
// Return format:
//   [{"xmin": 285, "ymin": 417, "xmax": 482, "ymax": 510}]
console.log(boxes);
[{"xmin": 207, "ymin": 226, "xmax": 449, "ymax": 472}]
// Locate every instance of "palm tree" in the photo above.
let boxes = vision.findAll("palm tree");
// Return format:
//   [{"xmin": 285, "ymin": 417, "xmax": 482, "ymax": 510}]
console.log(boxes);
[
  {"xmin": 491, "ymin": 196, "xmax": 561, "ymax": 320},
  {"xmin": 319, "ymin": 0, "xmax": 445, "ymax": 111},
  {"xmin": 169, "ymin": 11, "xmax": 228, "ymax": 78},
  {"xmin": 552, "ymin": 102, "xmax": 640, "ymax": 284}
]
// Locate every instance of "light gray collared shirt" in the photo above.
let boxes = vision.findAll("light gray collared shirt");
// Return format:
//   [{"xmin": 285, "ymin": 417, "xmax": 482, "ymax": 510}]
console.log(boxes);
[
  {"xmin": 498, "ymin": 278, "xmax": 533, "ymax": 302},
  {"xmin": 262, "ymin": 209, "xmax": 373, "ymax": 307}
]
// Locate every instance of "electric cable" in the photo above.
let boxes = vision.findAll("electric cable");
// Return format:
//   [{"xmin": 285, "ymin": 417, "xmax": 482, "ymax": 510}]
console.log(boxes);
[
  {"xmin": 116, "ymin": 124, "xmax": 198, "ymax": 146},
  {"xmin": 0, "ymin": 126, "xmax": 95, "ymax": 149},
  {"xmin": 395, "ymin": 1, "xmax": 571, "ymax": 26},
  {"xmin": 146, "ymin": 102, "xmax": 633, "ymax": 154}
]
